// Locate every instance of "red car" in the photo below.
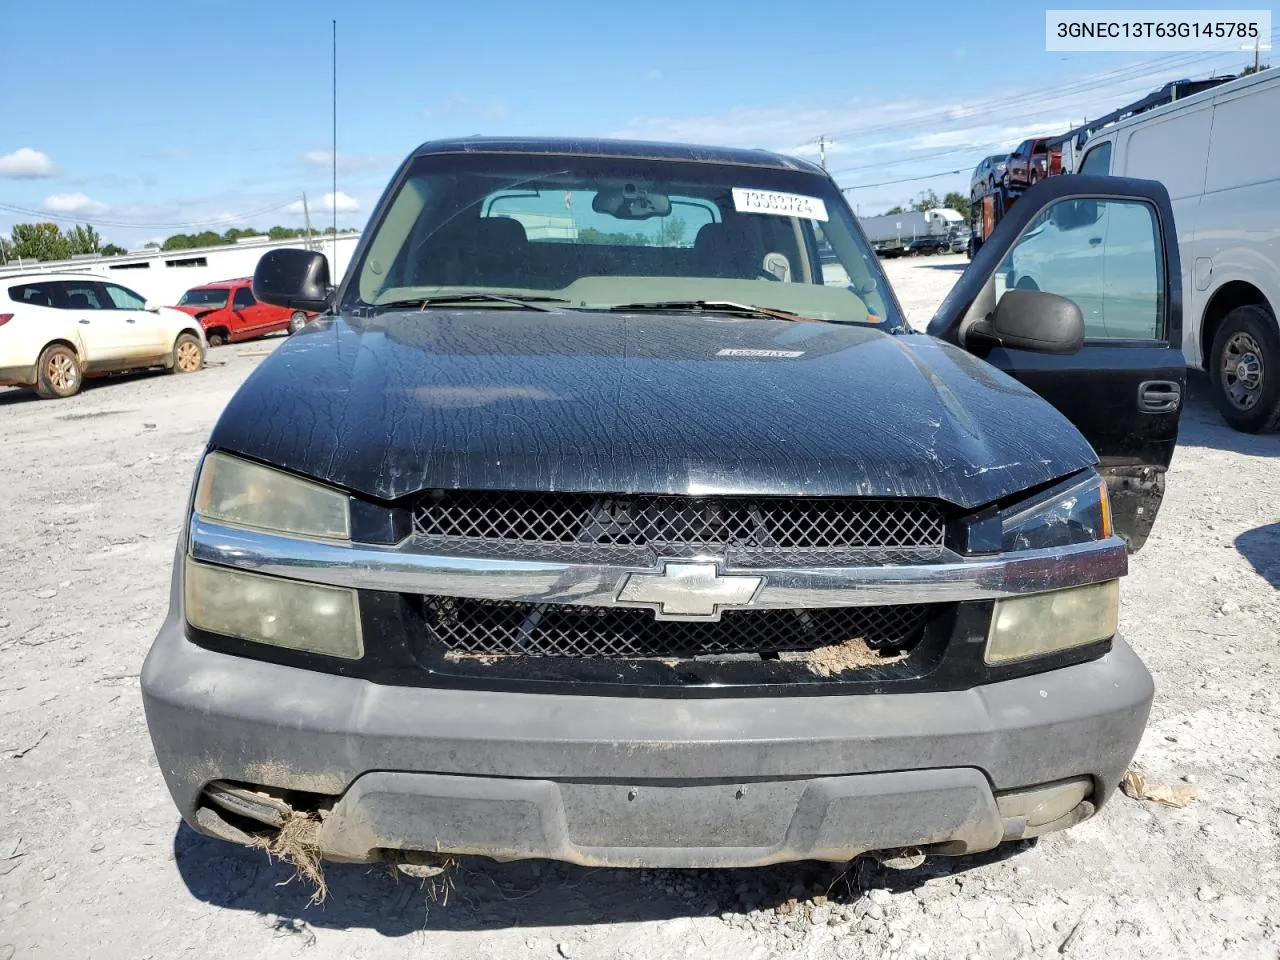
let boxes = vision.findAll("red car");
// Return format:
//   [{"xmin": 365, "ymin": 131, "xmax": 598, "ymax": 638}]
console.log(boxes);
[
  {"xmin": 1002, "ymin": 138, "xmax": 1063, "ymax": 190},
  {"xmin": 173, "ymin": 278, "xmax": 314, "ymax": 347}
]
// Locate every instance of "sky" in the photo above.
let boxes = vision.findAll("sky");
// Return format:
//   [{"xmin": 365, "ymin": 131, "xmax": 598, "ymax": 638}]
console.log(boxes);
[{"xmin": 0, "ymin": 0, "xmax": 1272, "ymax": 249}]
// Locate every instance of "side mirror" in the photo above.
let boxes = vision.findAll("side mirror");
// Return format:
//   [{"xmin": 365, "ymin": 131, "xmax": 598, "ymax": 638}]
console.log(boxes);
[
  {"xmin": 253, "ymin": 248, "xmax": 332, "ymax": 312},
  {"xmin": 1050, "ymin": 199, "xmax": 1100, "ymax": 230},
  {"xmin": 985, "ymin": 289, "xmax": 1084, "ymax": 355},
  {"xmin": 144, "ymin": 300, "xmax": 161, "ymax": 312}
]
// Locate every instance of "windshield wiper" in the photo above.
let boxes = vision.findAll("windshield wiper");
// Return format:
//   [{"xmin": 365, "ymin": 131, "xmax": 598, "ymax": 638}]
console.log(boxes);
[
  {"xmin": 603, "ymin": 300, "xmax": 827, "ymax": 323},
  {"xmin": 375, "ymin": 293, "xmax": 570, "ymax": 313}
]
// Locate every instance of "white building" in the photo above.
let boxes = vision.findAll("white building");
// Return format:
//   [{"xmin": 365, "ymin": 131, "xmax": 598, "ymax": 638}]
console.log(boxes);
[{"xmin": 0, "ymin": 232, "xmax": 362, "ymax": 306}]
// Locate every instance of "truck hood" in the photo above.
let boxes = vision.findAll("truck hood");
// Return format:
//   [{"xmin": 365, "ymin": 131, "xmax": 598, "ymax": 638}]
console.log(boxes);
[
  {"xmin": 172, "ymin": 304, "xmax": 215, "ymax": 319},
  {"xmin": 209, "ymin": 310, "xmax": 1097, "ymax": 508}
]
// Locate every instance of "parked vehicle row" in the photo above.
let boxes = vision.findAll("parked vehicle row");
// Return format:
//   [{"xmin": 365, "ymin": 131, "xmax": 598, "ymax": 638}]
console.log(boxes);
[{"xmin": 0, "ymin": 274, "xmax": 206, "ymax": 399}]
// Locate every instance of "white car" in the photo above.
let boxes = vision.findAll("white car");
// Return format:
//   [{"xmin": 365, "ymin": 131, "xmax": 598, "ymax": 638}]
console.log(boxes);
[{"xmin": 0, "ymin": 272, "xmax": 207, "ymax": 399}]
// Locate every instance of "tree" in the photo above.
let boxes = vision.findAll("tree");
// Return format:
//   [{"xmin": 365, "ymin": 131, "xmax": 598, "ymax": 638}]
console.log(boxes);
[
  {"xmin": 943, "ymin": 191, "xmax": 971, "ymax": 220},
  {"xmin": 655, "ymin": 216, "xmax": 687, "ymax": 247},
  {"xmin": 0, "ymin": 233, "xmax": 13, "ymax": 264},
  {"xmin": 66, "ymin": 223, "xmax": 102, "ymax": 256},
  {"xmin": 101, "ymin": 243, "xmax": 128, "ymax": 257},
  {"xmin": 910, "ymin": 189, "xmax": 942, "ymax": 213},
  {"xmin": 10, "ymin": 222, "xmax": 70, "ymax": 262},
  {"xmin": 883, "ymin": 206, "xmax": 905, "ymax": 215},
  {"xmin": 1242, "ymin": 61, "xmax": 1270, "ymax": 76}
]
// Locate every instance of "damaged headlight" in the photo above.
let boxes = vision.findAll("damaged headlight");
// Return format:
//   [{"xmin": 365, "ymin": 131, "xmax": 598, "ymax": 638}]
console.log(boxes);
[
  {"xmin": 185, "ymin": 559, "xmax": 363, "ymax": 659},
  {"xmin": 194, "ymin": 451, "xmax": 350, "ymax": 540},
  {"xmin": 985, "ymin": 580, "xmax": 1119, "ymax": 664},
  {"xmin": 1001, "ymin": 472, "xmax": 1111, "ymax": 552}
]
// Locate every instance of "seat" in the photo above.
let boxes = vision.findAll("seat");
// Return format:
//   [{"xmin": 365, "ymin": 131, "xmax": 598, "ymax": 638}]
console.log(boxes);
[
  {"xmin": 415, "ymin": 215, "xmax": 530, "ymax": 288},
  {"xmin": 693, "ymin": 222, "xmax": 763, "ymax": 279},
  {"xmin": 66, "ymin": 292, "xmax": 92, "ymax": 309}
]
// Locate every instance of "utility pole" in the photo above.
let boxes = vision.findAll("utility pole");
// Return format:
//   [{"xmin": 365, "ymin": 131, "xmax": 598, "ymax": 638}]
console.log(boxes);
[
  {"xmin": 818, "ymin": 135, "xmax": 828, "ymax": 171},
  {"xmin": 1255, "ymin": 37, "xmax": 1261, "ymax": 73},
  {"xmin": 302, "ymin": 193, "xmax": 313, "ymax": 248}
]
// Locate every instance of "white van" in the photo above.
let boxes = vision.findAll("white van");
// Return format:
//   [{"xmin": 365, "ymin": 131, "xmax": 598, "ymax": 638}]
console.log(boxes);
[{"xmin": 1074, "ymin": 69, "xmax": 1280, "ymax": 433}]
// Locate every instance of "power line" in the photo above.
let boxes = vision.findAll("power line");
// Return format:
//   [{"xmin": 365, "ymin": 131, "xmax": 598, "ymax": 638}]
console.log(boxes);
[
  {"xmin": 811, "ymin": 40, "xmax": 1271, "ymax": 146},
  {"xmin": 840, "ymin": 168, "xmax": 967, "ymax": 191}
]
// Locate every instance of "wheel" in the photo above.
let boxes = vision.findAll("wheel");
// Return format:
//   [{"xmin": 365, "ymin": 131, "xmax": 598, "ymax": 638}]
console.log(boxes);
[
  {"xmin": 171, "ymin": 333, "xmax": 205, "ymax": 374},
  {"xmin": 1209, "ymin": 304, "xmax": 1280, "ymax": 432},
  {"xmin": 34, "ymin": 344, "xmax": 82, "ymax": 399},
  {"xmin": 288, "ymin": 311, "xmax": 307, "ymax": 334},
  {"xmin": 206, "ymin": 329, "xmax": 228, "ymax": 347}
]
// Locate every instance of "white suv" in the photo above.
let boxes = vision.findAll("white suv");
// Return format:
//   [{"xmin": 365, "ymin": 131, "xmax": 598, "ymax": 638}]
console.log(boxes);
[{"xmin": 0, "ymin": 273, "xmax": 207, "ymax": 399}]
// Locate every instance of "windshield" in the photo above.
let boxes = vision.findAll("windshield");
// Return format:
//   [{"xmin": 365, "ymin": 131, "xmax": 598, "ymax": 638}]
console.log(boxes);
[
  {"xmin": 341, "ymin": 152, "xmax": 902, "ymax": 328},
  {"xmin": 178, "ymin": 288, "xmax": 229, "ymax": 308}
]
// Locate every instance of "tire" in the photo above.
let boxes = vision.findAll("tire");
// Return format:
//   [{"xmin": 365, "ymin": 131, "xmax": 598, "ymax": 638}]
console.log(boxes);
[
  {"xmin": 170, "ymin": 333, "xmax": 205, "ymax": 374},
  {"xmin": 34, "ymin": 343, "xmax": 82, "ymax": 399},
  {"xmin": 1209, "ymin": 304, "xmax": 1280, "ymax": 433},
  {"xmin": 288, "ymin": 311, "xmax": 307, "ymax": 334},
  {"xmin": 207, "ymin": 329, "xmax": 228, "ymax": 348},
  {"xmin": 1014, "ymin": 276, "xmax": 1040, "ymax": 291}
]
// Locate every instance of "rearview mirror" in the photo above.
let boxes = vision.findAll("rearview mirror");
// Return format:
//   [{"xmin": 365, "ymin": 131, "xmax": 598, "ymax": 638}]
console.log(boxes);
[
  {"xmin": 144, "ymin": 300, "xmax": 160, "ymax": 312},
  {"xmin": 592, "ymin": 185, "xmax": 671, "ymax": 220},
  {"xmin": 986, "ymin": 289, "xmax": 1084, "ymax": 355},
  {"xmin": 253, "ymin": 248, "xmax": 332, "ymax": 312}
]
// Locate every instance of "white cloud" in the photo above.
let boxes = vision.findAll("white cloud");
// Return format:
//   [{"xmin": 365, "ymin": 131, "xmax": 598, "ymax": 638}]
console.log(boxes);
[
  {"xmin": 0, "ymin": 147, "xmax": 58, "ymax": 179},
  {"xmin": 645, "ymin": 68, "xmax": 663, "ymax": 82},
  {"xmin": 300, "ymin": 150, "xmax": 391, "ymax": 174},
  {"xmin": 286, "ymin": 191, "xmax": 359, "ymax": 215},
  {"xmin": 43, "ymin": 192, "xmax": 109, "ymax": 215},
  {"xmin": 607, "ymin": 50, "xmax": 1247, "ymax": 213}
]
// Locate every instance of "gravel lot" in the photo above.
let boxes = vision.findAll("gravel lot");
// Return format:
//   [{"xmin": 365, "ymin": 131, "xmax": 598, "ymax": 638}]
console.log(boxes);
[{"xmin": 2, "ymin": 255, "xmax": 1277, "ymax": 960}]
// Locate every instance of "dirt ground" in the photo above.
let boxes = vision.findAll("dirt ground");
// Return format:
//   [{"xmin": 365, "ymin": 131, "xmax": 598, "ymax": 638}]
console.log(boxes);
[{"xmin": 2, "ymin": 255, "xmax": 1277, "ymax": 959}]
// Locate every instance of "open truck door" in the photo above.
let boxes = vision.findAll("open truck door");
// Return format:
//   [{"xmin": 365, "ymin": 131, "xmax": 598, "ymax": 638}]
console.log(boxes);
[{"xmin": 929, "ymin": 174, "xmax": 1184, "ymax": 552}]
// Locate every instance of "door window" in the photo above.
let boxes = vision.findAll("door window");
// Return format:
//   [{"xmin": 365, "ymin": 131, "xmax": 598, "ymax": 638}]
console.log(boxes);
[
  {"xmin": 232, "ymin": 287, "xmax": 257, "ymax": 310},
  {"xmin": 103, "ymin": 283, "xmax": 147, "ymax": 309},
  {"xmin": 7, "ymin": 282, "xmax": 61, "ymax": 307},
  {"xmin": 55, "ymin": 281, "xmax": 109, "ymax": 310},
  {"xmin": 1078, "ymin": 141, "xmax": 1112, "ymax": 176},
  {"xmin": 1000, "ymin": 197, "xmax": 1163, "ymax": 341}
]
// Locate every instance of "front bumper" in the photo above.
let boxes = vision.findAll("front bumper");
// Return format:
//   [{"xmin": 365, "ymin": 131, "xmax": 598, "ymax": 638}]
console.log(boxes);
[{"xmin": 141, "ymin": 610, "xmax": 1153, "ymax": 869}]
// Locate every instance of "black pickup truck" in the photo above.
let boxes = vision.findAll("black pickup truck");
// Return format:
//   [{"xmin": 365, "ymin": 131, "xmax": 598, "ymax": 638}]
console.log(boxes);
[{"xmin": 142, "ymin": 138, "xmax": 1184, "ymax": 872}]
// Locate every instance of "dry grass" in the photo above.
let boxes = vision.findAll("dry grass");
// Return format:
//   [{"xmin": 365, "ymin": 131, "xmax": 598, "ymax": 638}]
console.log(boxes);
[
  {"xmin": 777, "ymin": 637, "xmax": 908, "ymax": 677},
  {"xmin": 249, "ymin": 811, "xmax": 328, "ymax": 904}
]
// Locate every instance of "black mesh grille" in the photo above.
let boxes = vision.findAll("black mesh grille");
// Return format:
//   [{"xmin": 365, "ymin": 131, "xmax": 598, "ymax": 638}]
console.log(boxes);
[
  {"xmin": 425, "ymin": 597, "xmax": 930, "ymax": 659},
  {"xmin": 412, "ymin": 492, "xmax": 945, "ymax": 550}
]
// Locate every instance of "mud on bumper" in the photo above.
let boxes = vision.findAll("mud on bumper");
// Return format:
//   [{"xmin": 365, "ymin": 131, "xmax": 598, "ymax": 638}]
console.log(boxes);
[{"xmin": 141, "ymin": 618, "xmax": 1153, "ymax": 869}]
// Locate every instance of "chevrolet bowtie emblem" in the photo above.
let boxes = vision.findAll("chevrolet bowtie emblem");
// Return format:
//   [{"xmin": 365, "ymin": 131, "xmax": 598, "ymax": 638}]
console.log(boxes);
[{"xmin": 616, "ymin": 561, "xmax": 764, "ymax": 621}]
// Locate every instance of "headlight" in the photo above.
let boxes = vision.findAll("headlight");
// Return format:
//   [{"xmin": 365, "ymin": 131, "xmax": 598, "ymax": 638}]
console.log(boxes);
[
  {"xmin": 985, "ymin": 579, "xmax": 1119, "ymax": 664},
  {"xmin": 1001, "ymin": 472, "xmax": 1111, "ymax": 552},
  {"xmin": 185, "ymin": 559, "xmax": 363, "ymax": 659},
  {"xmin": 194, "ymin": 451, "xmax": 350, "ymax": 540}
]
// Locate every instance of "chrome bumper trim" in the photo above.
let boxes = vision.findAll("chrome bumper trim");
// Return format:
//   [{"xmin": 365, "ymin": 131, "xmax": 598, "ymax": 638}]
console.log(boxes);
[{"xmin": 188, "ymin": 518, "xmax": 1128, "ymax": 609}]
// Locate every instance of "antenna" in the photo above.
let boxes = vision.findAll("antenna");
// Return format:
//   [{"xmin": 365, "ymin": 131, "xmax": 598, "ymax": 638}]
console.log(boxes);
[{"xmin": 327, "ymin": 19, "xmax": 332, "ymax": 267}]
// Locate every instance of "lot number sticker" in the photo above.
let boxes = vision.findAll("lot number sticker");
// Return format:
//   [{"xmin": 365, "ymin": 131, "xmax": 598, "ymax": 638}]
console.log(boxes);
[{"xmin": 732, "ymin": 188, "xmax": 828, "ymax": 222}]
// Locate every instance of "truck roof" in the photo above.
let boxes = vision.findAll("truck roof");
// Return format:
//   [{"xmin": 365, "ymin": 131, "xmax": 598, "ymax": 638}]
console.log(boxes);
[
  {"xmin": 410, "ymin": 136, "xmax": 826, "ymax": 174},
  {"xmin": 188, "ymin": 277, "xmax": 251, "ymax": 290}
]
